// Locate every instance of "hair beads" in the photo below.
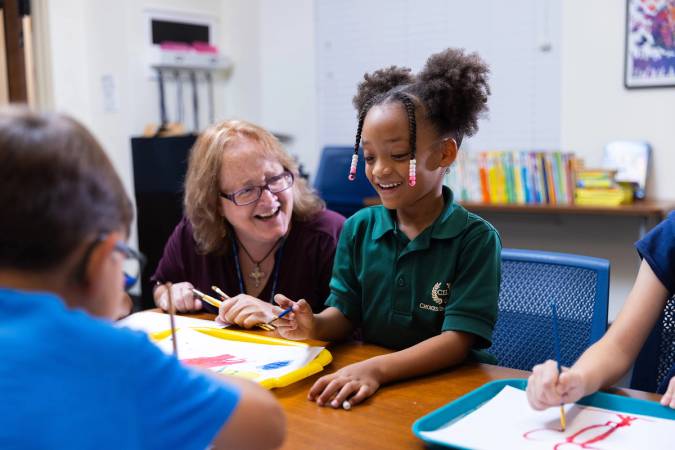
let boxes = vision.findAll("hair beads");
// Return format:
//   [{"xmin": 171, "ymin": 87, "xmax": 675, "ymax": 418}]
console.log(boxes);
[{"xmin": 348, "ymin": 154, "xmax": 358, "ymax": 181}]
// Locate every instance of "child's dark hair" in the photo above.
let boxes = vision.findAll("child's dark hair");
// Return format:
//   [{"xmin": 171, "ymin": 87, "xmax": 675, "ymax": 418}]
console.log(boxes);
[
  {"xmin": 350, "ymin": 48, "xmax": 490, "ymax": 184},
  {"xmin": 0, "ymin": 107, "xmax": 133, "ymax": 272}
]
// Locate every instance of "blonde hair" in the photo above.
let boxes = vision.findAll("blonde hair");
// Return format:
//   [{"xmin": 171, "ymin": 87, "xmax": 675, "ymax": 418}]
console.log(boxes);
[{"xmin": 185, "ymin": 119, "xmax": 324, "ymax": 254}]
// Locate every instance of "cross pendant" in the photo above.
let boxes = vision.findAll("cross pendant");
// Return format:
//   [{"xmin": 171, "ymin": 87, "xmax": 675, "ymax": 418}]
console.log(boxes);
[{"xmin": 249, "ymin": 264, "xmax": 266, "ymax": 288}]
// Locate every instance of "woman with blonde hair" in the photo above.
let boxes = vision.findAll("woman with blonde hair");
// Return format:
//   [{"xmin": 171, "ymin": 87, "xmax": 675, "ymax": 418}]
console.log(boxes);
[{"xmin": 152, "ymin": 120, "xmax": 344, "ymax": 327}]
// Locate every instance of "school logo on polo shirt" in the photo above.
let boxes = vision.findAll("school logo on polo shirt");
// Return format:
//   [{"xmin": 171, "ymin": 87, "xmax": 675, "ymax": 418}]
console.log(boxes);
[{"xmin": 419, "ymin": 282, "xmax": 451, "ymax": 312}]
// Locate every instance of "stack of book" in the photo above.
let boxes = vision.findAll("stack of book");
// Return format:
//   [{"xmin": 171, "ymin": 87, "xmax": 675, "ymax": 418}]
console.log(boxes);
[
  {"xmin": 574, "ymin": 169, "xmax": 633, "ymax": 206},
  {"xmin": 446, "ymin": 150, "xmax": 578, "ymax": 205}
]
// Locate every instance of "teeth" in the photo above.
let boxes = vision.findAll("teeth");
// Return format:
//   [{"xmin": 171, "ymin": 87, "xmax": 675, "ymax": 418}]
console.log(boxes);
[
  {"xmin": 257, "ymin": 207, "xmax": 279, "ymax": 218},
  {"xmin": 379, "ymin": 182, "xmax": 401, "ymax": 189}
]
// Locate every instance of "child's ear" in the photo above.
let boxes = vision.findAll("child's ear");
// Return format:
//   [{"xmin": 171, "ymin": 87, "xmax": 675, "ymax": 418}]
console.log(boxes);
[
  {"xmin": 83, "ymin": 233, "xmax": 120, "ymax": 293},
  {"xmin": 438, "ymin": 138, "xmax": 458, "ymax": 169}
]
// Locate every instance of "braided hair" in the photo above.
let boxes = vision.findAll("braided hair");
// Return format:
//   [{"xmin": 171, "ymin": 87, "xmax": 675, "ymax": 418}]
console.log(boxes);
[{"xmin": 349, "ymin": 48, "xmax": 490, "ymax": 185}]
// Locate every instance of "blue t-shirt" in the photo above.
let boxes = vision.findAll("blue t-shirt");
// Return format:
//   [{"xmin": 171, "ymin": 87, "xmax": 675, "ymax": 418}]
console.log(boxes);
[
  {"xmin": 635, "ymin": 211, "xmax": 675, "ymax": 393},
  {"xmin": 635, "ymin": 211, "xmax": 675, "ymax": 295},
  {"xmin": 0, "ymin": 288, "xmax": 240, "ymax": 450}
]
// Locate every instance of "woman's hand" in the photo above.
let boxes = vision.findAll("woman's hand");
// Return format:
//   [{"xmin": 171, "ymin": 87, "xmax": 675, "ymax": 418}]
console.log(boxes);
[
  {"xmin": 308, "ymin": 359, "xmax": 382, "ymax": 409},
  {"xmin": 527, "ymin": 360, "xmax": 586, "ymax": 410},
  {"xmin": 272, "ymin": 294, "xmax": 315, "ymax": 340},
  {"xmin": 660, "ymin": 376, "xmax": 675, "ymax": 408},
  {"xmin": 154, "ymin": 281, "xmax": 200, "ymax": 312},
  {"xmin": 218, "ymin": 294, "xmax": 283, "ymax": 329}
]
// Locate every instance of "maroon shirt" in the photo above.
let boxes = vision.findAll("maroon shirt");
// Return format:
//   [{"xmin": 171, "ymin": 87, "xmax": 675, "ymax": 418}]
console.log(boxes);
[{"xmin": 151, "ymin": 209, "xmax": 345, "ymax": 313}]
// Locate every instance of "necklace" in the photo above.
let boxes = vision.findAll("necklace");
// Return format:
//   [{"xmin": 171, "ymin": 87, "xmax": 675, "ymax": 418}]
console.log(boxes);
[{"xmin": 235, "ymin": 237, "xmax": 283, "ymax": 288}]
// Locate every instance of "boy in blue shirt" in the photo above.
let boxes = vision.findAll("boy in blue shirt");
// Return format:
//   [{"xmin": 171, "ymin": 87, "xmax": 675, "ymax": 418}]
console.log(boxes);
[{"xmin": 0, "ymin": 107, "xmax": 285, "ymax": 449}]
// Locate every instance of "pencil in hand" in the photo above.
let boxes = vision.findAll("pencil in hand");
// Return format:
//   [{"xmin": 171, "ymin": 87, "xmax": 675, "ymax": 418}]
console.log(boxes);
[
  {"xmin": 211, "ymin": 285, "xmax": 230, "ymax": 301},
  {"xmin": 191, "ymin": 288, "xmax": 222, "ymax": 309},
  {"xmin": 166, "ymin": 282, "xmax": 178, "ymax": 357},
  {"xmin": 551, "ymin": 301, "xmax": 566, "ymax": 432},
  {"xmin": 255, "ymin": 306, "xmax": 293, "ymax": 332}
]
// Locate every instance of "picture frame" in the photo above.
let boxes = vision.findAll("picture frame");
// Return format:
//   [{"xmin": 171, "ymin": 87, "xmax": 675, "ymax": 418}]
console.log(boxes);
[{"xmin": 624, "ymin": 0, "xmax": 675, "ymax": 89}]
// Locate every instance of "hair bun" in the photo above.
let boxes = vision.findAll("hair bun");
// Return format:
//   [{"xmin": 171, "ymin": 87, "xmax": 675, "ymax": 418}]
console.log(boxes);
[
  {"xmin": 417, "ymin": 48, "xmax": 490, "ymax": 139},
  {"xmin": 352, "ymin": 66, "xmax": 415, "ymax": 114}
]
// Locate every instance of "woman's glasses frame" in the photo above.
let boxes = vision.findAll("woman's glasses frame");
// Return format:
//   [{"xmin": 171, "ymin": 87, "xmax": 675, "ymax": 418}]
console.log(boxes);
[{"xmin": 219, "ymin": 170, "xmax": 294, "ymax": 206}]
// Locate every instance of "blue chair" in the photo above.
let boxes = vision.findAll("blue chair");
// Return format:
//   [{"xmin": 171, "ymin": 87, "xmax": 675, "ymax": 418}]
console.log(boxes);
[
  {"xmin": 631, "ymin": 295, "xmax": 675, "ymax": 393},
  {"xmin": 488, "ymin": 249, "xmax": 610, "ymax": 371},
  {"xmin": 314, "ymin": 146, "xmax": 376, "ymax": 218}
]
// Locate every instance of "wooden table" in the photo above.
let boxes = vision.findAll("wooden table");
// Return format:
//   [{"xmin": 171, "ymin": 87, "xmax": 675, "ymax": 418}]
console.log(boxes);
[
  {"xmin": 272, "ymin": 341, "xmax": 659, "ymax": 450},
  {"xmin": 180, "ymin": 312, "xmax": 660, "ymax": 450}
]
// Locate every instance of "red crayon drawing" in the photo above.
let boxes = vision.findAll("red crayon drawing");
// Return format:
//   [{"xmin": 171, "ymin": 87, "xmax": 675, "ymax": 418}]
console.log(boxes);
[
  {"xmin": 182, "ymin": 353, "xmax": 246, "ymax": 369},
  {"xmin": 523, "ymin": 413, "xmax": 641, "ymax": 449}
]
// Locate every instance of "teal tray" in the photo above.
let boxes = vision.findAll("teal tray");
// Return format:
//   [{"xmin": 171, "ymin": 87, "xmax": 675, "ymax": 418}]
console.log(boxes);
[{"xmin": 412, "ymin": 378, "xmax": 675, "ymax": 449}]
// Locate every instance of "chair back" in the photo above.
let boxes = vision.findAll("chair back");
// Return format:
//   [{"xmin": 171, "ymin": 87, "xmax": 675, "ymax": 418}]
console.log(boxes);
[
  {"xmin": 631, "ymin": 295, "xmax": 675, "ymax": 393},
  {"xmin": 488, "ymin": 249, "xmax": 610, "ymax": 371},
  {"xmin": 314, "ymin": 146, "xmax": 376, "ymax": 217}
]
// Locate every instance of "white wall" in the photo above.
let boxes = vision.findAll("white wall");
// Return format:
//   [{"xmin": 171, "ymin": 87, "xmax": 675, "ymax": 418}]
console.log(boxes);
[
  {"xmin": 38, "ymin": 0, "xmax": 263, "ymax": 247},
  {"xmin": 562, "ymin": 1, "xmax": 675, "ymax": 201},
  {"xmin": 38, "ymin": 1, "xmax": 673, "ymax": 318},
  {"xmin": 559, "ymin": 0, "xmax": 675, "ymax": 317},
  {"xmin": 259, "ymin": 0, "xmax": 318, "ymax": 176}
]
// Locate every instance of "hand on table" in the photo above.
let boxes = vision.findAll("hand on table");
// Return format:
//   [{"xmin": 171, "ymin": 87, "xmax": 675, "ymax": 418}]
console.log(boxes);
[{"xmin": 308, "ymin": 359, "xmax": 381, "ymax": 409}]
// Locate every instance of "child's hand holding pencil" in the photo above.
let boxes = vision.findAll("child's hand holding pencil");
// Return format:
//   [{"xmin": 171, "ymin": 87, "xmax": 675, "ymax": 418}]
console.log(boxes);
[
  {"xmin": 272, "ymin": 294, "xmax": 315, "ymax": 340},
  {"xmin": 526, "ymin": 361, "xmax": 586, "ymax": 411}
]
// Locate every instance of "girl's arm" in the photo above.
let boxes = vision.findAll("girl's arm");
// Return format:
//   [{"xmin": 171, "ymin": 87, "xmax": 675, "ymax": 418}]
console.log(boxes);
[
  {"xmin": 528, "ymin": 259, "xmax": 669, "ymax": 410},
  {"xmin": 312, "ymin": 306, "xmax": 355, "ymax": 341},
  {"xmin": 573, "ymin": 259, "xmax": 668, "ymax": 392},
  {"xmin": 371, "ymin": 330, "xmax": 473, "ymax": 384},
  {"xmin": 309, "ymin": 330, "xmax": 474, "ymax": 408}
]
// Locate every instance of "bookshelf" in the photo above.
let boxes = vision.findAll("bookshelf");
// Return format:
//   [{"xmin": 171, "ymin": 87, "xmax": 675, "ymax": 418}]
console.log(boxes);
[
  {"xmin": 362, "ymin": 198, "xmax": 675, "ymax": 239},
  {"xmin": 458, "ymin": 200, "xmax": 674, "ymax": 239}
]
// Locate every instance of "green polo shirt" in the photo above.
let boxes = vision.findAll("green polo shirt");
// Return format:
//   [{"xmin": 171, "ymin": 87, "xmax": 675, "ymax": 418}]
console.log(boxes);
[{"xmin": 326, "ymin": 186, "xmax": 501, "ymax": 363}]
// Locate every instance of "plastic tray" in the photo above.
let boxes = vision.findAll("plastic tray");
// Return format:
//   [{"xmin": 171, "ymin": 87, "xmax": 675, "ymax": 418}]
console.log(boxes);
[{"xmin": 412, "ymin": 378, "xmax": 675, "ymax": 449}]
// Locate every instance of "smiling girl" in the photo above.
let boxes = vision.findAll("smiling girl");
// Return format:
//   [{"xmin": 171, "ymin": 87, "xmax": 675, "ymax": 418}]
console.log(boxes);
[{"xmin": 275, "ymin": 48, "xmax": 502, "ymax": 408}]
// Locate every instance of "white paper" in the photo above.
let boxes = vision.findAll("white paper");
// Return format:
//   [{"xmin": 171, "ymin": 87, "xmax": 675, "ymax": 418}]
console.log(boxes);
[
  {"xmin": 116, "ymin": 311, "xmax": 226, "ymax": 334},
  {"xmin": 420, "ymin": 386, "xmax": 674, "ymax": 450},
  {"xmin": 155, "ymin": 328, "xmax": 324, "ymax": 384}
]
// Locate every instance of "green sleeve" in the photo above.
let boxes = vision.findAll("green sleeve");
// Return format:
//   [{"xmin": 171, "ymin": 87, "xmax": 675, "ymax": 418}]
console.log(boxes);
[
  {"xmin": 442, "ymin": 227, "xmax": 501, "ymax": 348},
  {"xmin": 324, "ymin": 217, "xmax": 362, "ymax": 325}
]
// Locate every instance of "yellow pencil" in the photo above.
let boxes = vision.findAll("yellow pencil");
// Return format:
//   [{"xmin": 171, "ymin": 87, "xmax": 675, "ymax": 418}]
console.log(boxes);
[
  {"xmin": 211, "ymin": 285, "xmax": 230, "ymax": 301},
  {"xmin": 560, "ymin": 404, "xmax": 566, "ymax": 431},
  {"xmin": 192, "ymin": 288, "xmax": 222, "ymax": 309}
]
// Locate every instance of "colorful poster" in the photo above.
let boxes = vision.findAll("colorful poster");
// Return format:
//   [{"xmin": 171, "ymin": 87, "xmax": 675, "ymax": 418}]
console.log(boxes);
[{"xmin": 625, "ymin": 0, "xmax": 675, "ymax": 88}]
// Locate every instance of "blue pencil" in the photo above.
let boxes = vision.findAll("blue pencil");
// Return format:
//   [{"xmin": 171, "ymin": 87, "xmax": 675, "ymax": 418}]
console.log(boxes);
[
  {"xmin": 276, "ymin": 306, "xmax": 293, "ymax": 320},
  {"xmin": 551, "ymin": 302, "xmax": 567, "ymax": 431}
]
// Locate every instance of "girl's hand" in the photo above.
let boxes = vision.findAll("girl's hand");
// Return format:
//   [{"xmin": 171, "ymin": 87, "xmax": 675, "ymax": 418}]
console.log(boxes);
[
  {"xmin": 218, "ymin": 294, "xmax": 283, "ymax": 329},
  {"xmin": 272, "ymin": 294, "xmax": 314, "ymax": 340},
  {"xmin": 308, "ymin": 359, "xmax": 382, "ymax": 409},
  {"xmin": 527, "ymin": 360, "xmax": 586, "ymax": 410},
  {"xmin": 154, "ymin": 281, "xmax": 199, "ymax": 312},
  {"xmin": 660, "ymin": 376, "xmax": 675, "ymax": 408}
]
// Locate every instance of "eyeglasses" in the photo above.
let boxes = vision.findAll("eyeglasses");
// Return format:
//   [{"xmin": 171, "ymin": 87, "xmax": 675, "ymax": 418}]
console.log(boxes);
[
  {"xmin": 113, "ymin": 241, "xmax": 147, "ymax": 292},
  {"xmin": 75, "ymin": 236, "xmax": 147, "ymax": 293},
  {"xmin": 219, "ymin": 171, "xmax": 294, "ymax": 206}
]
